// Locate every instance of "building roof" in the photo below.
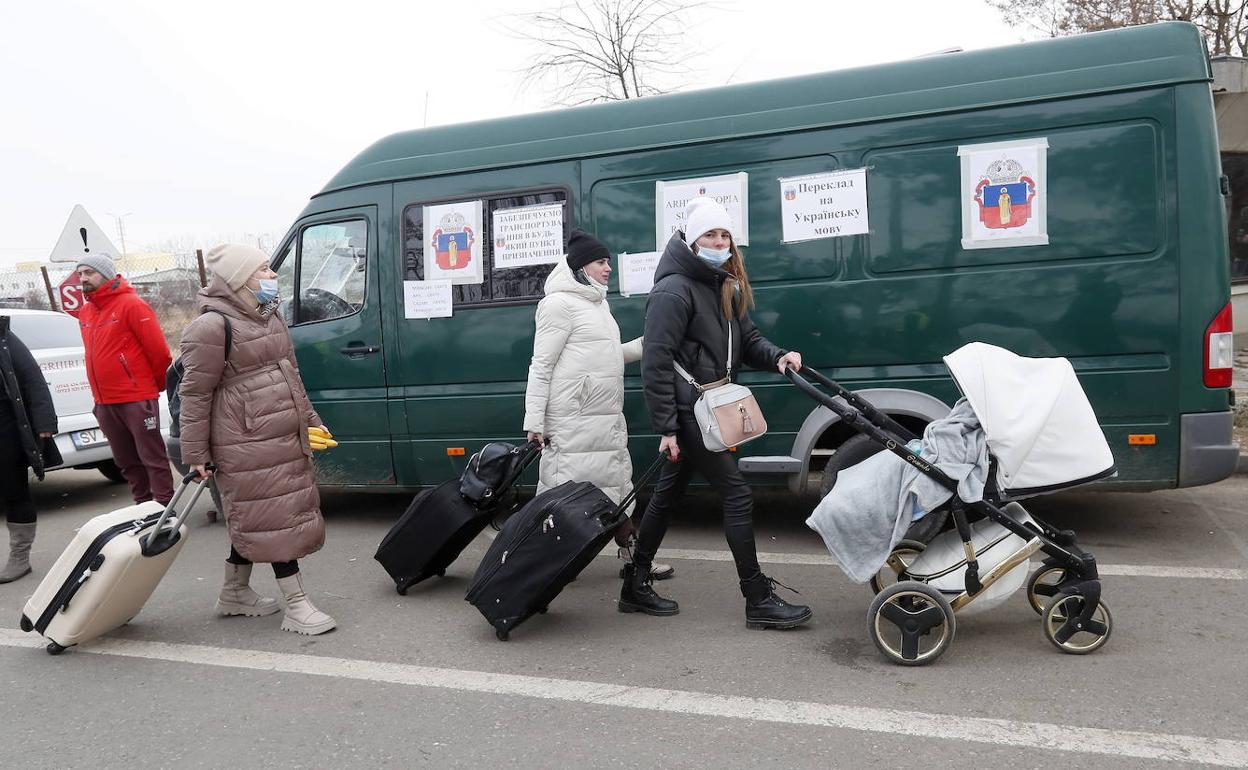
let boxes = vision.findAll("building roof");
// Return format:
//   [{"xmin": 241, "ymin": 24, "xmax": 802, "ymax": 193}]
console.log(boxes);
[{"xmin": 319, "ymin": 22, "xmax": 1210, "ymax": 197}]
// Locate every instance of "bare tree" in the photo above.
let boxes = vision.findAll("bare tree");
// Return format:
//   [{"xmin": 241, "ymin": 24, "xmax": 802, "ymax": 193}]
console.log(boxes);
[
  {"xmin": 988, "ymin": 0, "xmax": 1247, "ymax": 55},
  {"xmin": 509, "ymin": 0, "xmax": 705, "ymax": 106}
]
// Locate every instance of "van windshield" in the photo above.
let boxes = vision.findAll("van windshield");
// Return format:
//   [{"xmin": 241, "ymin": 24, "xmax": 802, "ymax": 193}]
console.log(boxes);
[{"xmin": 6, "ymin": 313, "xmax": 82, "ymax": 350}]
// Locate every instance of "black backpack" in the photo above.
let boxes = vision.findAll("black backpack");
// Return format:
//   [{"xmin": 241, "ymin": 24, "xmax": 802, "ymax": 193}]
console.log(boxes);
[
  {"xmin": 459, "ymin": 440, "xmax": 542, "ymax": 506},
  {"xmin": 167, "ymin": 311, "xmax": 232, "ymax": 439}
]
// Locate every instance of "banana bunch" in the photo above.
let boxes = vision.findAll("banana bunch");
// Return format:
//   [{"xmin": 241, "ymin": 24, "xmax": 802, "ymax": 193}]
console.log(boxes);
[{"xmin": 308, "ymin": 426, "xmax": 338, "ymax": 451}]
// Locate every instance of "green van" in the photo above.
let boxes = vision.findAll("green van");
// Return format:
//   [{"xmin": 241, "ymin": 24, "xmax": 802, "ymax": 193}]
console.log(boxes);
[{"xmin": 269, "ymin": 21, "xmax": 1238, "ymax": 495}]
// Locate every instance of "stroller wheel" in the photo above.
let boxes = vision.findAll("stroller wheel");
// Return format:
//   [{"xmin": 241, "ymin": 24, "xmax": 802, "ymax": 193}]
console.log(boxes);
[
  {"xmin": 1042, "ymin": 594, "xmax": 1112, "ymax": 654},
  {"xmin": 867, "ymin": 581, "xmax": 956, "ymax": 666},
  {"xmin": 1025, "ymin": 562, "xmax": 1068, "ymax": 615},
  {"xmin": 869, "ymin": 540, "xmax": 927, "ymax": 595}
]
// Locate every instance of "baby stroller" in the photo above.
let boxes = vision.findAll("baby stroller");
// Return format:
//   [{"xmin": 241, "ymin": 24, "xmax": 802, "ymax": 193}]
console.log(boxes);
[{"xmin": 787, "ymin": 342, "xmax": 1117, "ymax": 666}]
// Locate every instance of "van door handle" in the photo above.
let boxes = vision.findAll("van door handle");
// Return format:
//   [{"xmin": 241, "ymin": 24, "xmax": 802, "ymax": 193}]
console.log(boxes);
[{"xmin": 340, "ymin": 344, "xmax": 382, "ymax": 357}]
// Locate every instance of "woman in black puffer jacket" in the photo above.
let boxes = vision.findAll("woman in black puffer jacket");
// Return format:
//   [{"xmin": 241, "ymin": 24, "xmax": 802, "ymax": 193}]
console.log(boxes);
[
  {"xmin": 619, "ymin": 197, "xmax": 811, "ymax": 629},
  {"xmin": 0, "ymin": 317, "xmax": 60, "ymax": 584}
]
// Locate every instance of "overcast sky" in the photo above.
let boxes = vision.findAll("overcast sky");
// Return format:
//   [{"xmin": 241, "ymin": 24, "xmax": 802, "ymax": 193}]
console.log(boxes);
[{"xmin": 0, "ymin": 0, "xmax": 1028, "ymax": 268}]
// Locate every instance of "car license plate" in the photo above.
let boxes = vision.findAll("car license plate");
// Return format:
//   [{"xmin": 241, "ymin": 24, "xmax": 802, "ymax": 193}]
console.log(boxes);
[{"xmin": 71, "ymin": 429, "xmax": 107, "ymax": 448}]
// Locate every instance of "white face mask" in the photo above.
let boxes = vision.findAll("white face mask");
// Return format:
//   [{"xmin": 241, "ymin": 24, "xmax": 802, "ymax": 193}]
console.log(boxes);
[{"xmin": 697, "ymin": 246, "xmax": 731, "ymax": 267}]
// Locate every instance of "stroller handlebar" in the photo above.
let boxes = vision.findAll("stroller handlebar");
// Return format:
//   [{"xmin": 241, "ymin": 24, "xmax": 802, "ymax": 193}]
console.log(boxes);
[{"xmin": 782, "ymin": 365, "xmax": 921, "ymax": 444}]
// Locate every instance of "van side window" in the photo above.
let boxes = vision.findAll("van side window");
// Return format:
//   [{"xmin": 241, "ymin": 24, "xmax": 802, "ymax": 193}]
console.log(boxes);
[
  {"xmin": 296, "ymin": 220, "xmax": 369, "ymax": 324},
  {"xmin": 403, "ymin": 190, "xmax": 568, "ymax": 306}
]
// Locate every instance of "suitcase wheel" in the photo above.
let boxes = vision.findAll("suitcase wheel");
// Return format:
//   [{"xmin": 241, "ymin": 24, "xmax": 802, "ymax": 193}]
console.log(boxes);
[
  {"xmin": 19, "ymin": 615, "xmax": 33, "ymax": 633},
  {"xmin": 537, "ymin": 606, "xmax": 549, "ymax": 614},
  {"xmin": 496, "ymin": 629, "xmax": 509, "ymax": 641},
  {"xmin": 46, "ymin": 642, "xmax": 68, "ymax": 656},
  {"xmin": 436, "ymin": 569, "xmax": 446, "ymax": 577},
  {"xmin": 396, "ymin": 584, "xmax": 408, "ymax": 596}
]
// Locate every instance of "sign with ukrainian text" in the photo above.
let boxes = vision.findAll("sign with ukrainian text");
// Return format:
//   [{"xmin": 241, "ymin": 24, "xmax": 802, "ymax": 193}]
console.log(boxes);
[
  {"xmin": 492, "ymin": 202, "xmax": 565, "ymax": 269},
  {"xmin": 959, "ymin": 138, "xmax": 1049, "ymax": 249},
  {"xmin": 655, "ymin": 172, "xmax": 749, "ymax": 248},
  {"xmin": 778, "ymin": 169, "xmax": 869, "ymax": 243}
]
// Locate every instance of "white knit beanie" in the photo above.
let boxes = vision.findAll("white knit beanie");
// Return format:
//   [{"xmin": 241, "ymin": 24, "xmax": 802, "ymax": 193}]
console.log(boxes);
[
  {"xmin": 205, "ymin": 243, "xmax": 268, "ymax": 291},
  {"xmin": 682, "ymin": 197, "xmax": 734, "ymax": 246}
]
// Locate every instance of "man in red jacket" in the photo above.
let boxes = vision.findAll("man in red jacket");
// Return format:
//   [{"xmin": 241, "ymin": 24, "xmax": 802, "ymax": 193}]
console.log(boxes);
[{"xmin": 76, "ymin": 254, "xmax": 175, "ymax": 505}]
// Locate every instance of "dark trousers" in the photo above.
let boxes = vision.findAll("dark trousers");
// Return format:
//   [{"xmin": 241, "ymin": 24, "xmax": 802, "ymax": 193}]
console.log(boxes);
[
  {"xmin": 228, "ymin": 546, "xmax": 299, "ymax": 579},
  {"xmin": 633, "ymin": 418, "xmax": 761, "ymax": 581},
  {"xmin": 94, "ymin": 399, "xmax": 174, "ymax": 505},
  {"xmin": 0, "ymin": 418, "xmax": 35, "ymax": 524}
]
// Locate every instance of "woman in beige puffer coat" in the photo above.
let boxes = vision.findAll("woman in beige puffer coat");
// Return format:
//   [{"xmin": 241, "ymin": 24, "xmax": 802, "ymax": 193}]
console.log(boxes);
[
  {"xmin": 179, "ymin": 243, "xmax": 336, "ymax": 636},
  {"xmin": 523, "ymin": 230, "xmax": 672, "ymax": 580}
]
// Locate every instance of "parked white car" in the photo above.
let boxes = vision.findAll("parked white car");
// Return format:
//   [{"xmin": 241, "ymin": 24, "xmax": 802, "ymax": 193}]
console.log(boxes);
[{"xmin": 5, "ymin": 309, "xmax": 171, "ymax": 482}]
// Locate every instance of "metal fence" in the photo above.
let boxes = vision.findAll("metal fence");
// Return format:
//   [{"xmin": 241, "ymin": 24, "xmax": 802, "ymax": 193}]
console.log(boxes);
[{"xmin": 0, "ymin": 252, "xmax": 210, "ymax": 352}]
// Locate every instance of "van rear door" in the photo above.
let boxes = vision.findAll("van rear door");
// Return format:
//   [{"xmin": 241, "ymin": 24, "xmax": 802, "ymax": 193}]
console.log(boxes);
[{"xmin": 273, "ymin": 207, "xmax": 394, "ymax": 486}]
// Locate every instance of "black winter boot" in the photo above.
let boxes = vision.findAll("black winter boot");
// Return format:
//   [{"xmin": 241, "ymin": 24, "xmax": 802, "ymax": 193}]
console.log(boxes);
[
  {"xmin": 741, "ymin": 572, "xmax": 812, "ymax": 630},
  {"xmin": 619, "ymin": 563, "xmax": 679, "ymax": 616}
]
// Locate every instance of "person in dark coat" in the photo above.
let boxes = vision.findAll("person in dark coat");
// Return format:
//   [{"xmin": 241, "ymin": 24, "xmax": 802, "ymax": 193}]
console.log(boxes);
[
  {"xmin": 619, "ymin": 197, "xmax": 812, "ymax": 629},
  {"xmin": 0, "ymin": 317, "xmax": 61, "ymax": 584}
]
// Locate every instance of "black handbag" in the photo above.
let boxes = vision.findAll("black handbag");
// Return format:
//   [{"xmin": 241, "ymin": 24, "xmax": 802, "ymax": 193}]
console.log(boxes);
[{"xmin": 460, "ymin": 440, "xmax": 542, "ymax": 505}]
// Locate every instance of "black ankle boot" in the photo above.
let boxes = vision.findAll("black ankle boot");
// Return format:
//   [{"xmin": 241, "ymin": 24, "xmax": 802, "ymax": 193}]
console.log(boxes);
[
  {"xmin": 619, "ymin": 563, "xmax": 679, "ymax": 616},
  {"xmin": 741, "ymin": 572, "xmax": 812, "ymax": 630}
]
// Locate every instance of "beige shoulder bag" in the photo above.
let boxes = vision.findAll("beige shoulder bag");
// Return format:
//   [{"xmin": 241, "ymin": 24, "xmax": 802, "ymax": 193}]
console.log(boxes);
[{"xmin": 673, "ymin": 322, "xmax": 768, "ymax": 452}]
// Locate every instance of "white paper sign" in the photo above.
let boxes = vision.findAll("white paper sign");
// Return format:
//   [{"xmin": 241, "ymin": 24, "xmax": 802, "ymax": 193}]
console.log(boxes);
[
  {"xmin": 49, "ymin": 204, "xmax": 120, "ymax": 263},
  {"xmin": 403, "ymin": 280, "xmax": 452, "ymax": 319},
  {"xmin": 778, "ymin": 169, "xmax": 869, "ymax": 243},
  {"xmin": 492, "ymin": 202, "xmax": 565, "ymax": 269},
  {"xmin": 656, "ymin": 173, "xmax": 749, "ymax": 248},
  {"xmin": 958, "ymin": 138, "xmax": 1049, "ymax": 249},
  {"xmin": 424, "ymin": 200, "xmax": 484, "ymax": 284},
  {"xmin": 617, "ymin": 251, "xmax": 662, "ymax": 297}
]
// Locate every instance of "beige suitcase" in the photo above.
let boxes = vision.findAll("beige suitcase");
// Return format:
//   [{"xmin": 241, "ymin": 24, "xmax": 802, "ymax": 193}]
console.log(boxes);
[{"xmin": 20, "ymin": 473, "xmax": 208, "ymax": 654}]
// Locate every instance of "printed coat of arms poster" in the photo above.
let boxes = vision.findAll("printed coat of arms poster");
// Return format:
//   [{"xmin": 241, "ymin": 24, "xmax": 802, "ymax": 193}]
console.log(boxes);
[
  {"xmin": 958, "ymin": 138, "xmax": 1048, "ymax": 249},
  {"xmin": 424, "ymin": 200, "xmax": 484, "ymax": 284}
]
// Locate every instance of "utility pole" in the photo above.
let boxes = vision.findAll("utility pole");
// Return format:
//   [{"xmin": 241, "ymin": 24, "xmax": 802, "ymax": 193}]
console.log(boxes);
[{"xmin": 107, "ymin": 211, "xmax": 132, "ymax": 258}]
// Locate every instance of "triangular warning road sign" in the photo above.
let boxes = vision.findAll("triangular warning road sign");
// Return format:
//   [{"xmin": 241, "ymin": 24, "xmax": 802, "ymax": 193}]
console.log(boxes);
[{"xmin": 49, "ymin": 204, "xmax": 121, "ymax": 263}]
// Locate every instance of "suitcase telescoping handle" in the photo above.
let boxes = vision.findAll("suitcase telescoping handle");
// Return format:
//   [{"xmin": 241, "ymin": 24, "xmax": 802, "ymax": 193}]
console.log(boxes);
[
  {"xmin": 612, "ymin": 449, "xmax": 671, "ymax": 517},
  {"xmin": 143, "ymin": 466, "xmax": 214, "ymax": 553}
]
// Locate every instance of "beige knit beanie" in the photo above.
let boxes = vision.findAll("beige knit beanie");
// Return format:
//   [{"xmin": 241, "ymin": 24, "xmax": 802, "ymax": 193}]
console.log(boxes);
[{"xmin": 205, "ymin": 243, "xmax": 268, "ymax": 291}]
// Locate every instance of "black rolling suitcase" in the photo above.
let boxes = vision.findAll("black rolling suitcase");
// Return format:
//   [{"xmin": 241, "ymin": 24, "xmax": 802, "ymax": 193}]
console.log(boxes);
[
  {"xmin": 375, "ymin": 440, "xmax": 541, "ymax": 594},
  {"xmin": 465, "ymin": 452, "xmax": 668, "ymax": 640}
]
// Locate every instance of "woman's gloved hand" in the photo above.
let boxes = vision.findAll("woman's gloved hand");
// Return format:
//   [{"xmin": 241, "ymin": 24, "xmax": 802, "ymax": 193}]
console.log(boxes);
[{"xmin": 308, "ymin": 425, "xmax": 338, "ymax": 451}]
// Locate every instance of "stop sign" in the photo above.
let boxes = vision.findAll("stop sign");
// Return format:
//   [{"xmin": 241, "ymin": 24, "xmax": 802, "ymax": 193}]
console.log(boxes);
[{"xmin": 58, "ymin": 272, "xmax": 85, "ymax": 318}]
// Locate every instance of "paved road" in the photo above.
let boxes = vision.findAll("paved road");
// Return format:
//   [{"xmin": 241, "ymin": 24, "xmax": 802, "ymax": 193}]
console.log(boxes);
[{"xmin": 2, "ymin": 469, "xmax": 1246, "ymax": 768}]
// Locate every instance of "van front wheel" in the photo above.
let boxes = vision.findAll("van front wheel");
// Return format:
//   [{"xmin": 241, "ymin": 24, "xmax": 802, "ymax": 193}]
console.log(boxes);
[{"xmin": 97, "ymin": 460, "xmax": 126, "ymax": 484}]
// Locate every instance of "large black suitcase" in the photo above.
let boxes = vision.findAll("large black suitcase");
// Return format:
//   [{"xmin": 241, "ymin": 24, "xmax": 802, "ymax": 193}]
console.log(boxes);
[
  {"xmin": 465, "ymin": 452, "xmax": 667, "ymax": 640},
  {"xmin": 375, "ymin": 441, "xmax": 541, "ymax": 594}
]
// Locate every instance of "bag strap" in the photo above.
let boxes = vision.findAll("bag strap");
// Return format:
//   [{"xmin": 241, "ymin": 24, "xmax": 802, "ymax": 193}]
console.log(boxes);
[
  {"xmin": 203, "ymin": 309, "xmax": 232, "ymax": 363},
  {"xmin": 672, "ymin": 317, "xmax": 733, "ymax": 392}
]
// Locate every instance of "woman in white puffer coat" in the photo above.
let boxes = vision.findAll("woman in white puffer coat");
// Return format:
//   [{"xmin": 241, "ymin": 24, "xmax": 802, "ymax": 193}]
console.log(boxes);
[{"xmin": 523, "ymin": 230, "xmax": 673, "ymax": 580}]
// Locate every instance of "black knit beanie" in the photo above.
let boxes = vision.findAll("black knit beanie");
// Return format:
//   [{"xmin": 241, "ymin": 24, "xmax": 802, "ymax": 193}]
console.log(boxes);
[{"xmin": 566, "ymin": 229, "xmax": 611, "ymax": 271}]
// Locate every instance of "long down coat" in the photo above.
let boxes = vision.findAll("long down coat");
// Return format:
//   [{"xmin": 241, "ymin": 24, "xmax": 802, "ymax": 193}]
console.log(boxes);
[
  {"xmin": 523, "ymin": 260, "xmax": 642, "ymax": 506},
  {"xmin": 0, "ymin": 317, "xmax": 61, "ymax": 478},
  {"xmin": 178, "ymin": 276, "xmax": 324, "ymax": 563}
]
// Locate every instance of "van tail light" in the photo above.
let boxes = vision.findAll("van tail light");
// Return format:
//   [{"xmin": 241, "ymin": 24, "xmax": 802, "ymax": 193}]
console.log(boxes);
[{"xmin": 1203, "ymin": 302, "xmax": 1233, "ymax": 388}]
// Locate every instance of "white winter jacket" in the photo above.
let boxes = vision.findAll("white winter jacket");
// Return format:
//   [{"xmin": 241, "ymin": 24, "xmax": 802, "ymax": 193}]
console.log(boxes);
[{"xmin": 523, "ymin": 260, "xmax": 642, "ymax": 506}]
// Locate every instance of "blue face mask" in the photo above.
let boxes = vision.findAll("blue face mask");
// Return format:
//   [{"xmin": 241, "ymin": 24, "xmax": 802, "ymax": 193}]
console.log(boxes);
[
  {"xmin": 696, "ymin": 245, "xmax": 731, "ymax": 268},
  {"xmin": 252, "ymin": 278, "xmax": 279, "ymax": 304}
]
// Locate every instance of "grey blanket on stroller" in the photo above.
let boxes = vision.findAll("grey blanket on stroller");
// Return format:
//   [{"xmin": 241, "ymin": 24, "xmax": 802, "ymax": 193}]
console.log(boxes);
[{"xmin": 805, "ymin": 398, "xmax": 989, "ymax": 583}]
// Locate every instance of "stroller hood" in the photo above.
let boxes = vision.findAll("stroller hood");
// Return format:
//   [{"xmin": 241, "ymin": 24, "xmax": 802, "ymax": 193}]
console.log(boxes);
[{"xmin": 943, "ymin": 342, "xmax": 1115, "ymax": 495}]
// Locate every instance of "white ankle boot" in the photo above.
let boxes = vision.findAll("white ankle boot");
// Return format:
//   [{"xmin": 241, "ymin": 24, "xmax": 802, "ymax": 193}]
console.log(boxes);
[
  {"xmin": 215, "ymin": 562, "xmax": 280, "ymax": 617},
  {"xmin": 276, "ymin": 572, "xmax": 336, "ymax": 635}
]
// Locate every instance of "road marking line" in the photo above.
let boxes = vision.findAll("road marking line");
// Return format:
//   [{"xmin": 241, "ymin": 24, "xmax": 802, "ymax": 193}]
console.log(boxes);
[
  {"xmin": 646, "ymin": 548, "xmax": 1246, "ymax": 580},
  {"xmin": 1, "ymin": 628, "xmax": 1244, "ymax": 766}
]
